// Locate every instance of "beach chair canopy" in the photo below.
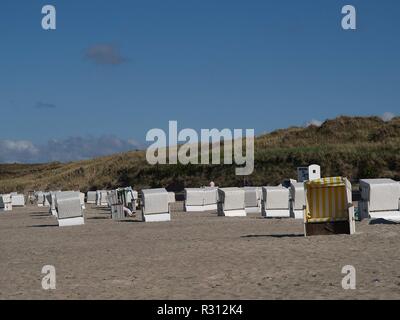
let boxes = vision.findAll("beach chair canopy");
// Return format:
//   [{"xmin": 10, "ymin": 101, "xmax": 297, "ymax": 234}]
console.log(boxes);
[
  {"xmin": 168, "ymin": 192, "xmax": 176, "ymax": 203},
  {"xmin": 0, "ymin": 194, "xmax": 10, "ymax": 208},
  {"xmin": 290, "ymin": 182, "xmax": 305, "ymax": 211},
  {"xmin": 48, "ymin": 192, "xmax": 59, "ymax": 211},
  {"xmin": 141, "ymin": 188, "xmax": 169, "ymax": 215},
  {"xmin": 305, "ymin": 177, "xmax": 352, "ymax": 223},
  {"xmin": 108, "ymin": 190, "xmax": 119, "ymax": 206},
  {"xmin": 96, "ymin": 190, "xmax": 109, "ymax": 204},
  {"xmin": 243, "ymin": 187, "xmax": 261, "ymax": 208},
  {"xmin": 56, "ymin": 191, "xmax": 83, "ymax": 220},
  {"xmin": 36, "ymin": 192, "xmax": 44, "ymax": 203},
  {"xmin": 262, "ymin": 186, "xmax": 289, "ymax": 210},
  {"xmin": 218, "ymin": 187, "xmax": 245, "ymax": 211},
  {"xmin": 359, "ymin": 179, "xmax": 400, "ymax": 212},
  {"xmin": 1, "ymin": 194, "xmax": 12, "ymax": 203},
  {"xmin": 185, "ymin": 187, "xmax": 217, "ymax": 206},
  {"xmin": 115, "ymin": 187, "xmax": 136, "ymax": 206},
  {"xmin": 87, "ymin": 191, "xmax": 97, "ymax": 202},
  {"xmin": 185, "ymin": 188, "xmax": 206, "ymax": 206},
  {"xmin": 203, "ymin": 187, "xmax": 218, "ymax": 205}
]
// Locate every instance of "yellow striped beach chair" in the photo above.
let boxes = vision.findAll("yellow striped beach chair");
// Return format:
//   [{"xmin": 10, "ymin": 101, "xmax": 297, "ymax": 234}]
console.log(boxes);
[{"xmin": 304, "ymin": 177, "xmax": 355, "ymax": 236}]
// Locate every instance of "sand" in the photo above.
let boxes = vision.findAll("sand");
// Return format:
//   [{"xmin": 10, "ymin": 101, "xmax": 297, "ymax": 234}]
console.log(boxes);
[{"xmin": 1, "ymin": 203, "xmax": 400, "ymax": 300}]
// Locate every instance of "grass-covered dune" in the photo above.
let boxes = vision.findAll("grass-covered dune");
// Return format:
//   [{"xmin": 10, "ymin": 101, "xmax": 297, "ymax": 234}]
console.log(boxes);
[{"xmin": 1, "ymin": 116, "xmax": 400, "ymax": 193}]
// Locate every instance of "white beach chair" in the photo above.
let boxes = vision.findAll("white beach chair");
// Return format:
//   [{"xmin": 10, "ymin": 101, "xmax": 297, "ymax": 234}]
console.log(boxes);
[
  {"xmin": 48, "ymin": 192, "xmax": 58, "ymax": 216},
  {"xmin": 185, "ymin": 188, "xmax": 205, "ymax": 212},
  {"xmin": 43, "ymin": 192, "xmax": 51, "ymax": 207},
  {"xmin": 36, "ymin": 191, "xmax": 45, "ymax": 207},
  {"xmin": 119, "ymin": 187, "xmax": 137, "ymax": 211},
  {"xmin": 217, "ymin": 187, "xmax": 246, "ymax": 217},
  {"xmin": 168, "ymin": 192, "xmax": 176, "ymax": 204},
  {"xmin": 243, "ymin": 187, "xmax": 262, "ymax": 214},
  {"xmin": 11, "ymin": 194, "xmax": 25, "ymax": 207},
  {"xmin": 86, "ymin": 191, "xmax": 97, "ymax": 204},
  {"xmin": 203, "ymin": 187, "xmax": 218, "ymax": 211},
  {"xmin": 79, "ymin": 192, "xmax": 85, "ymax": 210},
  {"xmin": 108, "ymin": 187, "xmax": 137, "ymax": 220},
  {"xmin": 290, "ymin": 182, "xmax": 305, "ymax": 219},
  {"xmin": 109, "ymin": 190, "xmax": 125, "ymax": 220},
  {"xmin": 132, "ymin": 190, "xmax": 139, "ymax": 209},
  {"xmin": 55, "ymin": 191, "xmax": 85, "ymax": 227},
  {"xmin": 184, "ymin": 187, "xmax": 218, "ymax": 212},
  {"xmin": 96, "ymin": 190, "xmax": 109, "ymax": 207},
  {"xmin": 261, "ymin": 186, "xmax": 290, "ymax": 218},
  {"xmin": 141, "ymin": 188, "xmax": 171, "ymax": 222},
  {"xmin": 358, "ymin": 179, "xmax": 400, "ymax": 222},
  {"xmin": 0, "ymin": 194, "xmax": 13, "ymax": 212}
]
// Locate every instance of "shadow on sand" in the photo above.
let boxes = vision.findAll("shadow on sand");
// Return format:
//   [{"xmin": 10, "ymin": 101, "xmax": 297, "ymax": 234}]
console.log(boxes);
[
  {"xmin": 241, "ymin": 234, "xmax": 304, "ymax": 238},
  {"xmin": 28, "ymin": 224, "xmax": 58, "ymax": 228},
  {"xmin": 30, "ymin": 214, "xmax": 51, "ymax": 217},
  {"xmin": 369, "ymin": 219, "xmax": 400, "ymax": 225}
]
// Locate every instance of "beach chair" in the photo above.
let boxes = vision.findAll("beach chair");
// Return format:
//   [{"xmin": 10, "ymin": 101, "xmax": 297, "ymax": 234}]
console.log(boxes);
[
  {"xmin": 108, "ymin": 190, "xmax": 125, "ymax": 220},
  {"xmin": 79, "ymin": 192, "xmax": 85, "ymax": 210},
  {"xmin": 184, "ymin": 187, "xmax": 218, "ymax": 212},
  {"xmin": 217, "ymin": 187, "xmax": 246, "ymax": 217},
  {"xmin": 96, "ymin": 190, "xmax": 109, "ymax": 207},
  {"xmin": 11, "ymin": 194, "xmax": 25, "ymax": 207},
  {"xmin": 36, "ymin": 191, "xmax": 45, "ymax": 207},
  {"xmin": 0, "ymin": 194, "xmax": 13, "ymax": 212},
  {"xmin": 86, "ymin": 191, "xmax": 97, "ymax": 204},
  {"xmin": 261, "ymin": 186, "xmax": 290, "ymax": 218},
  {"xmin": 55, "ymin": 191, "xmax": 85, "ymax": 227},
  {"xmin": 358, "ymin": 179, "xmax": 400, "ymax": 222},
  {"xmin": 203, "ymin": 187, "xmax": 218, "ymax": 211},
  {"xmin": 290, "ymin": 182, "xmax": 305, "ymax": 219},
  {"xmin": 48, "ymin": 192, "xmax": 58, "ymax": 216},
  {"xmin": 132, "ymin": 190, "xmax": 139, "ymax": 209},
  {"xmin": 43, "ymin": 192, "xmax": 51, "ymax": 207},
  {"xmin": 141, "ymin": 188, "xmax": 171, "ymax": 222},
  {"xmin": 168, "ymin": 192, "xmax": 176, "ymax": 204},
  {"xmin": 108, "ymin": 187, "xmax": 136, "ymax": 220},
  {"xmin": 117, "ymin": 187, "xmax": 137, "ymax": 212},
  {"xmin": 243, "ymin": 187, "xmax": 262, "ymax": 214},
  {"xmin": 304, "ymin": 177, "xmax": 355, "ymax": 236}
]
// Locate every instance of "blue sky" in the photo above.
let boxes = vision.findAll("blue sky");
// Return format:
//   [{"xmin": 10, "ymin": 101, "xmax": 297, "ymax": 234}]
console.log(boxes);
[{"xmin": 0, "ymin": 0, "xmax": 399, "ymax": 162}]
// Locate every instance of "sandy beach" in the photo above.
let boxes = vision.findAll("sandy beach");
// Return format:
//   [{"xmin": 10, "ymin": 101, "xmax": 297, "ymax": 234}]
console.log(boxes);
[{"xmin": 1, "ymin": 204, "xmax": 400, "ymax": 300}]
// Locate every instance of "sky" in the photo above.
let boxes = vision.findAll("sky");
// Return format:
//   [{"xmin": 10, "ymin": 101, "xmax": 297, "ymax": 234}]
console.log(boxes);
[{"xmin": 0, "ymin": 0, "xmax": 399, "ymax": 163}]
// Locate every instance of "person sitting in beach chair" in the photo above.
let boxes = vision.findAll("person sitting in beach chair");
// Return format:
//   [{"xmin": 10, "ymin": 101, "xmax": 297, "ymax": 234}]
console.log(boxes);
[{"xmin": 304, "ymin": 177, "xmax": 355, "ymax": 236}]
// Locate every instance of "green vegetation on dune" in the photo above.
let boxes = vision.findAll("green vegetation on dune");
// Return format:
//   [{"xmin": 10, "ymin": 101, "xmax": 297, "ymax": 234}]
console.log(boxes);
[{"xmin": 1, "ymin": 116, "xmax": 400, "ymax": 193}]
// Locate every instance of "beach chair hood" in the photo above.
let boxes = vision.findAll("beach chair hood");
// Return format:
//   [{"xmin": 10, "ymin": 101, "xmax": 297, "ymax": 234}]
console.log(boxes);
[{"xmin": 305, "ymin": 177, "xmax": 352, "ymax": 223}]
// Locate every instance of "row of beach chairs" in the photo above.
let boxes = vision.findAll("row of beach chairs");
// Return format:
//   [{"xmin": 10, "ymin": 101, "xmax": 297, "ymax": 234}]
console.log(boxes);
[
  {"xmin": 34, "ymin": 176, "xmax": 400, "ymax": 234},
  {"xmin": 3, "ymin": 165, "xmax": 400, "ymax": 236},
  {"xmin": 0, "ymin": 193, "xmax": 26, "ymax": 211},
  {"xmin": 182, "ymin": 176, "xmax": 400, "ymax": 236},
  {"xmin": 183, "ymin": 184, "xmax": 304, "ymax": 218}
]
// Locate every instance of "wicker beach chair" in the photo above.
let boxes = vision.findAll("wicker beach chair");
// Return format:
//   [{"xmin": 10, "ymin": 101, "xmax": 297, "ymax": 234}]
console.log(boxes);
[{"xmin": 304, "ymin": 177, "xmax": 355, "ymax": 236}]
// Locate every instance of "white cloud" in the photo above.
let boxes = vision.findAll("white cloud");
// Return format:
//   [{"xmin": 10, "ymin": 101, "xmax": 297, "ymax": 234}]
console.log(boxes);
[
  {"xmin": 381, "ymin": 112, "xmax": 395, "ymax": 122},
  {"xmin": 0, "ymin": 140, "xmax": 39, "ymax": 163},
  {"xmin": 0, "ymin": 135, "xmax": 142, "ymax": 164},
  {"xmin": 305, "ymin": 119, "xmax": 323, "ymax": 127}
]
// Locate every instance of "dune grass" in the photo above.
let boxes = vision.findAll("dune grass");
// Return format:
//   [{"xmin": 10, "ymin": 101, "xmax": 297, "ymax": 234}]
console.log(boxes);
[{"xmin": 1, "ymin": 116, "xmax": 400, "ymax": 193}]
